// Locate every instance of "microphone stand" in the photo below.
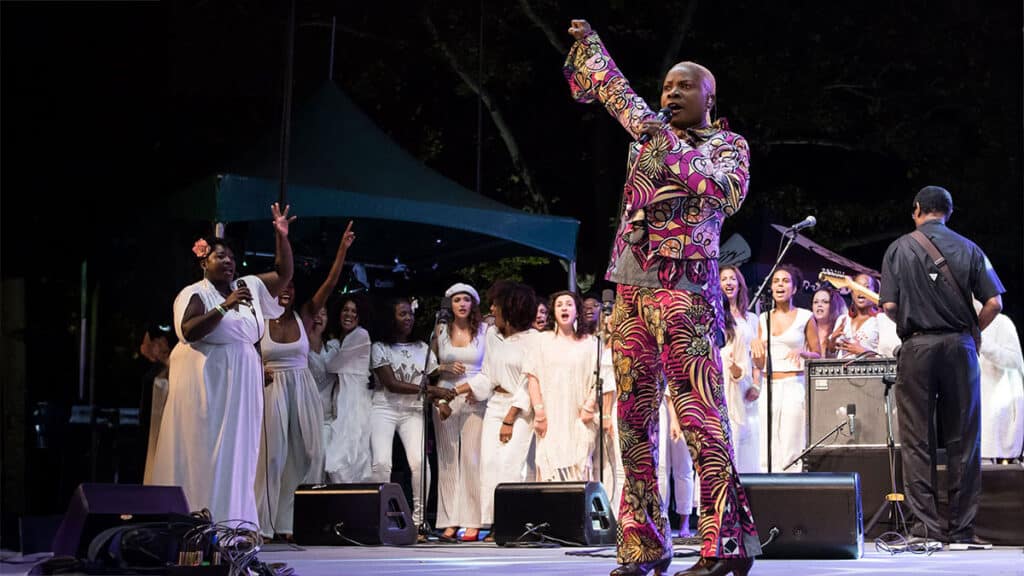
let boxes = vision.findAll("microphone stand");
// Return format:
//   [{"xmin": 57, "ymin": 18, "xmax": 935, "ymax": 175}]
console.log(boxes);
[
  {"xmin": 747, "ymin": 228, "xmax": 802, "ymax": 473},
  {"xmin": 417, "ymin": 306, "xmax": 448, "ymax": 540},
  {"xmin": 783, "ymin": 418, "xmax": 848, "ymax": 471}
]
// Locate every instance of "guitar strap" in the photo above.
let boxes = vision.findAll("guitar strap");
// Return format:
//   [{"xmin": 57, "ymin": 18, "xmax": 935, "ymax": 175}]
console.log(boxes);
[{"xmin": 908, "ymin": 230, "xmax": 981, "ymax": 348}]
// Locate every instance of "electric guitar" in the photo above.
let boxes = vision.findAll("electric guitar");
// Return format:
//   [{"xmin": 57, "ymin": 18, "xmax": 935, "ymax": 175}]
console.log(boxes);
[{"xmin": 818, "ymin": 269, "xmax": 880, "ymax": 305}]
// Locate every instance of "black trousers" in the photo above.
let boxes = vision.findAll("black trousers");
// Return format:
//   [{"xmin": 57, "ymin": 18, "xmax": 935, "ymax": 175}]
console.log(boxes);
[{"xmin": 894, "ymin": 332, "xmax": 981, "ymax": 540}]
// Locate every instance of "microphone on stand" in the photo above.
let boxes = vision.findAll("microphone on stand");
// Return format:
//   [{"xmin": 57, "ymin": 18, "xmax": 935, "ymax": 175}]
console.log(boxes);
[
  {"xmin": 437, "ymin": 298, "xmax": 452, "ymax": 324},
  {"xmin": 638, "ymin": 107, "xmax": 674, "ymax": 144},
  {"xmin": 786, "ymin": 215, "xmax": 817, "ymax": 232},
  {"xmin": 847, "ymin": 403, "xmax": 857, "ymax": 436},
  {"xmin": 601, "ymin": 289, "xmax": 615, "ymax": 317}
]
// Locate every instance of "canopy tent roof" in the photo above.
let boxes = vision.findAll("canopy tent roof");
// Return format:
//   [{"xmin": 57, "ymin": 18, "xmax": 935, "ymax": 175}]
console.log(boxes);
[{"xmin": 171, "ymin": 82, "xmax": 579, "ymax": 262}]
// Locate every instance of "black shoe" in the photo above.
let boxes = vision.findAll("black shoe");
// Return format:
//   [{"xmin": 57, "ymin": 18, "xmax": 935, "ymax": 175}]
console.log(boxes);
[
  {"xmin": 610, "ymin": 556, "xmax": 671, "ymax": 576},
  {"xmin": 672, "ymin": 556, "xmax": 754, "ymax": 576},
  {"xmin": 948, "ymin": 535, "xmax": 993, "ymax": 550}
]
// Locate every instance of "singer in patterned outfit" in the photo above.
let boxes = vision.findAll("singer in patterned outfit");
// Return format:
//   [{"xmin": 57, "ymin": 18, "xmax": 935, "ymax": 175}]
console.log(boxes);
[{"xmin": 564, "ymin": 20, "xmax": 760, "ymax": 576}]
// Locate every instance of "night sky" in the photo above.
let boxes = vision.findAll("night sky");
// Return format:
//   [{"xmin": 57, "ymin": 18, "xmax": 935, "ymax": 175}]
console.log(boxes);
[{"xmin": 1, "ymin": 0, "xmax": 1022, "ymax": 517}]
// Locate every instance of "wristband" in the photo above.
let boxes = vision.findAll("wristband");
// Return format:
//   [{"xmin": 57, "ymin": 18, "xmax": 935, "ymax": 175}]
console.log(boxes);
[
  {"xmin": 602, "ymin": 413, "xmax": 612, "ymax": 418},
  {"xmin": 214, "ymin": 304, "xmax": 227, "ymax": 316},
  {"xmin": 437, "ymin": 399, "xmax": 449, "ymax": 405},
  {"xmin": 502, "ymin": 420, "xmax": 514, "ymax": 427},
  {"xmin": 533, "ymin": 404, "xmax": 545, "ymax": 411}
]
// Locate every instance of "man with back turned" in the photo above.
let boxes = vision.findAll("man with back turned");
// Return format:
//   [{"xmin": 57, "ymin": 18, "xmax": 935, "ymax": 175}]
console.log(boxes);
[{"xmin": 880, "ymin": 185, "xmax": 1005, "ymax": 550}]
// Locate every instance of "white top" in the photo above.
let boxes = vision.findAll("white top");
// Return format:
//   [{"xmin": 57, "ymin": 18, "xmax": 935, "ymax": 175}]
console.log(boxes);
[
  {"xmin": 371, "ymin": 341, "xmax": 438, "ymax": 409},
  {"xmin": 876, "ymin": 314, "xmax": 902, "ymax": 357},
  {"xmin": 261, "ymin": 311, "xmax": 309, "ymax": 371},
  {"xmin": 436, "ymin": 323, "xmax": 488, "ymax": 390},
  {"xmin": 467, "ymin": 326, "xmax": 536, "ymax": 413},
  {"xmin": 832, "ymin": 313, "xmax": 880, "ymax": 359},
  {"xmin": 723, "ymin": 311, "xmax": 759, "ymax": 427},
  {"xmin": 309, "ymin": 339, "xmax": 340, "ymax": 421},
  {"xmin": 323, "ymin": 327, "xmax": 373, "ymax": 482},
  {"xmin": 759, "ymin": 308, "xmax": 813, "ymax": 372},
  {"xmin": 523, "ymin": 333, "xmax": 599, "ymax": 480}
]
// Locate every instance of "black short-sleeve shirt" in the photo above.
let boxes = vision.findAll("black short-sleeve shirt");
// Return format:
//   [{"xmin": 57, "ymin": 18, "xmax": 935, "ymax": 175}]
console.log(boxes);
[{"xmin": 879, "ymin": 220, "xmax": 1004, "ymax": 339}]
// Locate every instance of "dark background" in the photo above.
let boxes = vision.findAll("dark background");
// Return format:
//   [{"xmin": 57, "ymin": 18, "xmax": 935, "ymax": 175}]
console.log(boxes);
[{"xmin": 2, "ymin": 0, "xmax": 1021, "ymax": 542}]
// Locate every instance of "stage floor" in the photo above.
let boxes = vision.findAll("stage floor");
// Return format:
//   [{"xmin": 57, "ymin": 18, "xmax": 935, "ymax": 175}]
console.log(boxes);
[
  {"xmin": 3, "ymin": 543, "xmax": 1021, "ymax": 575},
  {"xmin": 252, "ymin": 543, "xmax": 1024, "ymax": 576}
]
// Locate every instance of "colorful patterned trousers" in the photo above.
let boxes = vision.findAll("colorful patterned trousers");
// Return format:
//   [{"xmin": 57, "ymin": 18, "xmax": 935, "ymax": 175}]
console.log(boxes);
[{"xmin": 610, "ymin": 284, "xmax": 761, "ymax": 562}]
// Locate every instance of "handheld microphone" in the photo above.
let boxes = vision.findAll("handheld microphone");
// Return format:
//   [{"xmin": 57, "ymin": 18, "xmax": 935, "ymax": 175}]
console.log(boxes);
[
  {"xmin": 847, "ymin": 403, "xmax": 856, "ymax": 436},
  {"xmin": 638, "ymin": 107, "xmax": 673, "ymax": 144},
  {"xmin": 787, "ymin": 215, "xmax": 817, "ymax": 232},
  {"xmin": 601, "ymin": 288, "xmax": 615, "ymax": 317},
  {"xmin": 236, "ymin": 279, "xmax": 257, "ymax": 317}
]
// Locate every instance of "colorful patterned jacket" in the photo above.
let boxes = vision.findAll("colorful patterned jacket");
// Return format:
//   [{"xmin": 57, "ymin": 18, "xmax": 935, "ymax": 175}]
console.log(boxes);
[{"xmin": 564, "ymin": 32, "xmax": 750, "ymax": 296}]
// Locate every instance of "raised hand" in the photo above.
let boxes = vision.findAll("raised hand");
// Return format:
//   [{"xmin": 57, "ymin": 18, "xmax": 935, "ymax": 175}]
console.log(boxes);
[
  {"xmin": 271, "ymin": 202, "xmax": 296, "ymax": 237},
  {"xmin": 340, "ymin": 220, "xmax": 356, "ymax": 250},
  {"xmin": 568, "ymin": 19, "xmax": 592, "ymax": 41}
]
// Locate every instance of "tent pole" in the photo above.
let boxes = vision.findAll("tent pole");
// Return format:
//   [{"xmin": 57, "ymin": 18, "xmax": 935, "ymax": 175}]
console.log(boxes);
[
  {"xmin": 328, "ymin": 16, "xmax": 336, "ymax": 81},
  {"xmin": 278, "ymin": 0, "xmax": 296, "ymax": 206},
  {"xmin": 569, "ymin": 259, "xmax": 577, "ymax": 292},
  {"xmin": 215, "ymin": 222, "xmax": 225, "ymax": 239}
]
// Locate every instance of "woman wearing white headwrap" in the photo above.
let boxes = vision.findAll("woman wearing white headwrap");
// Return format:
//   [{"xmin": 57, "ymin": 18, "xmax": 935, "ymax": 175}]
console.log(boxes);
[{"xmin": 432, "ymin": 283, "xmax": 488, "ymax": 541}]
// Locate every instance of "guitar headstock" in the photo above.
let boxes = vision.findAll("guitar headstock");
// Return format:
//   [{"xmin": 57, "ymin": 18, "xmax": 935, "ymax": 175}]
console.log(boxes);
[{"xmin": 818, "ymin": 268, "xmax": 851, "ymax": 289}]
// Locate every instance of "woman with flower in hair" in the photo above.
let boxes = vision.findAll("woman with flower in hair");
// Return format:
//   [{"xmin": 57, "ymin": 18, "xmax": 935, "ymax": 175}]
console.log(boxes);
[
  {"xmin": 255, "ymin": 221, "xmax": 355, "ymax": 540},
  {"xmin": 149, "ymin": 203, "xmax": 294, "ymax": 528}
]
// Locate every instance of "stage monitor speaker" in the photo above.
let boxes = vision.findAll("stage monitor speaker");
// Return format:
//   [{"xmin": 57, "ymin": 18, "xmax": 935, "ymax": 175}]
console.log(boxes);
[
  {"xmin": 807, "ymin": 358, "xmax": 899, "ymax": 446},
  {"xmin": 803, "ymin": 445, "xmax": 903, "ymax": 538},
  {"xmin": 493, "ymin": 481, "xmax": 616, "ymax": 546},
  {"xmin": 51, "ymin": 483, "xmax": 190, "ymax": 558},
  {"xmin": 740, "ymin": 473, "xmax": 863, "ymax": 559},
  {"xmin": 293, "ymin": 483, "xmax": 416, "ymax": 546}
]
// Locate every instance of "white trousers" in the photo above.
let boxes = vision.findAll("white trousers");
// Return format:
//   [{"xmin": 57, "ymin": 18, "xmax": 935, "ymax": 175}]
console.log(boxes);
[
  {"xmin": 370, "ymin": 400, "xmax": 430, "ymax": 527},
  {"xmin": 255, "ymin": 369, "xmax": 324, "ymax": 537},
  {"xmin": 758, "ymin": 374, "xmax": 807, "ymax": 473},
  {"xmin": 479, "ymin": 397, "xmax": 533, "ymax": 526},
  {"xmin": 433, "ymin": 396, "xmax": 485, "ymax": 529}
]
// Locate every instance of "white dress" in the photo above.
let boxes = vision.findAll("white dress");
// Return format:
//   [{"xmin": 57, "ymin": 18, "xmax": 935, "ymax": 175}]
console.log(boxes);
[
  {"xmin": 524, "ymin": 333, "xmax": 599, "ymax": 481},
  {"xmin": 434, "ymin": 323, "xmax": 487, "ymax": 529},
  {"xmin": 722, "ymin": 311, "xmax": 760, "ymax": 473},
  {"xmin": 468, "ymin": 326, "xmax": 536, "ymax": 526},
  {"xmin": 833, "ymin": 313, "xmax": 880, "ymax": 358},
  {"xmin": 979, "ymin": 314, "xmax": 1024, "ymax": 459},
  {"xmin": 149, "ymin": 275, "xmax": 282, "ymax": 527},
  {"xmin": 255, "ymin": 312, "xmax": 325, "ymax": 537},
  {"xmin": 758, "ymin": 308, "xmax": 813, "ymax": 473},
  {"xmin": 308, "ymin": 337, "xmax": 340, "ymax": 479},
  {"xmin": 323, "ymin": 328, "xmax": 373, "ymax": 483}
]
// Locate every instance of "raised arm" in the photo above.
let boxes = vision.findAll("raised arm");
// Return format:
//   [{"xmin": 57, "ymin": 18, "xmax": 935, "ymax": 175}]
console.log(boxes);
[
  {"xmin": 256, "ymin": 203, "xmax": 296, "ymax": 297},
  {"xmin": 564, "ymin": 20, "xmax": 656, "ymax": 140},
  {"xmin": 302, "ymin": 221, "xmax": 356, "ymax": 323}
]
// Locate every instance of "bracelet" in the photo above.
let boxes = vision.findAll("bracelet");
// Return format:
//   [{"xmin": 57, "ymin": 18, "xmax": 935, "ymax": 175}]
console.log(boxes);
[
  {"xmin": 603, "ymin": 413, "xmax": 612, "ymax": 419},
  {"xmin": 501, "ymin": 420, "xmax": 514, "ymax": 427},
  {"xmin": 437, "ymin": 399, "xmax": 449, "ymax": 405},
  {"xmin": 533, "ymin": 404, "xmax": 544, "ymax": 411},
  {"xmin": 214, "ymin": 304, "xmax": 227, "ymax": 316}
]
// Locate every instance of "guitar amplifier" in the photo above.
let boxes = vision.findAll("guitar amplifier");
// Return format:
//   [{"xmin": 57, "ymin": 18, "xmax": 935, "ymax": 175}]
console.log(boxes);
[{"xmin": 806, "ymin": 358, "xmax": 899, "ymax": 447}]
